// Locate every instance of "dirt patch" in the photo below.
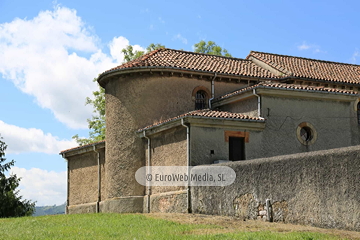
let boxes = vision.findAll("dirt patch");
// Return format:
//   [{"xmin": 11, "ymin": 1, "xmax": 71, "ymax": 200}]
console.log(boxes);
[{"xmin": 145, "ymin": 213, "xmax": 360, "ymax": 239}]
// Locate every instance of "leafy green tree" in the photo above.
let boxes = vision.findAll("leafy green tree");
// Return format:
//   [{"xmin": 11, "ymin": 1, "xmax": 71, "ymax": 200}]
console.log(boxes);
[
  {"xmin": 121, "ymin": 45, "xmax": 145, "ymax": 63},
  {"xmin": 73, "ymin": 43, "xmax": 165, "ymax": 146},
  {"xmin": 122, "ymin": 43, "xmax": 165, "ymax": 63},
  {"xmin": 194, "ymin": 40, "xmax": 232, "ymax": 57},
  {"xmin": 0, "ymin": 136, "xmax": 35, "ymax": 218},
  {"xmin": 146, "ymin": 43, "xmax": 165, "ymax": 52},
  {"xmin": 72, "ymin": 78, "xmax": 105, "ymax": 146}
]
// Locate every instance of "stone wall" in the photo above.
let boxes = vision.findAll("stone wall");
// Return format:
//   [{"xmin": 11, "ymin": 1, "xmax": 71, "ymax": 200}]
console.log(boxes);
[
  {"xmin": 67, "ymin": 146, "xmax": 105, "ymax": 214},
  {"xmin": 191, "ymin": 145, "xmax": 360, "ymax": 231},
  {"xmin": 148, "ymin": 190, "xmax": 188, "ymax": 213},
  {"xmin": 143, "ymin": 127, "xmax": 188, "ymax": 212},
  {"xmin": 149, "ymin": 126, "xmax": 187, "ymax": 194}
]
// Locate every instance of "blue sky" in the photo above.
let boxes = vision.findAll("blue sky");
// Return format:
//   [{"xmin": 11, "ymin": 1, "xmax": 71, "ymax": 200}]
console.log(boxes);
[{"xmin": 1, "ymin": 0, "xmax": 360, "ymax": 206}]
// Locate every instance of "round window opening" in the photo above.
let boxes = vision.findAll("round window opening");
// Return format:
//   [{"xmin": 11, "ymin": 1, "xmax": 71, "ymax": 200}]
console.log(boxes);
[
  {"xmin": 300, "ymin": 126, "xmax": 312, "ymax": 142},
  {"xmin": 296, "ymin": 122, "xmax": 317, "ymax": 145}
]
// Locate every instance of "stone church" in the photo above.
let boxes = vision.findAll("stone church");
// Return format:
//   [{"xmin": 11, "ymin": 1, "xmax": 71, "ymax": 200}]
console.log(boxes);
[{"xmin": 61, "ymin": 48, "xmax": 360, "ymax": 214}]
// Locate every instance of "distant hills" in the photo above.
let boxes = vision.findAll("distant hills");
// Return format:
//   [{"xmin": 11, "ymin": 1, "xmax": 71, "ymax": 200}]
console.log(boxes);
[{"xmin": 33, "ymin": 202, "xmax": 66, "ymax": 216}]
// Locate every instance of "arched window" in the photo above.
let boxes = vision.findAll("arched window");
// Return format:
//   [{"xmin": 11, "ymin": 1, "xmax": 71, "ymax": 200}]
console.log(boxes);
[
  {"xmin": 357, "ymin": 102, "xmax": 360, "ymax": 124},
  {"xmin": 195, "ymin": 90, "xmax": 207, "ymax": 110}
]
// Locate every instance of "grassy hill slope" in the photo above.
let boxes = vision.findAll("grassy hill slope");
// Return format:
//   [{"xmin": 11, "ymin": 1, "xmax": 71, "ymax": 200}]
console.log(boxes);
[
  {"xmin": 33, "ymin": 202, "xmax": 66, "ymax": 216},
  {"xmin": 0, "ymin": 213, "xmax": 357, "ymax": 240}
]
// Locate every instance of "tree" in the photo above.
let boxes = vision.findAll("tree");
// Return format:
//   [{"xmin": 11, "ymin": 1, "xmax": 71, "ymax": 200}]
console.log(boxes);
[
  {"xmin": 122, "ymin": 43, "xmax": 165, "ymax": 63},
  {"xmin": 72, "ymin": 78, "xmax": 105, "ymax": 146},
  {"xmin": 194, "ymin": 40, "xmax": 232, "ymax": 57},
  {"xmin": 0, "ymin": 136, "xmax": 35, "ymax": 218},
  {"xmin": 73, "ymin": 43, "xmax": 165, "ymax": 146},
  {"xmin": 121, "ymin": 45, "xmax": 144, "ymax": 63},
  {"xmin": 146, "ymin": 43, "xmax": 165, "ymax": 53}
]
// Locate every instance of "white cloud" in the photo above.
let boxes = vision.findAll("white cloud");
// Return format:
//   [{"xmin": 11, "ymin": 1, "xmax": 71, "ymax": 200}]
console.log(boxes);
[
  {"xmin": 298, "ymin": 42, "xmax": 310, "ymax": 50},
  {"xmin": 351, "ymin": 49, "xmax": 359, "ymax": 63},
  {"xmin": 109, "ymin": 36, "xmax": 145, "ymax": 63},
  {"xmin": 0, "ymin": 120, "xmax": 76, "ymax": 154},
  {"xmin": 173, "ymin": 33, "xmax": 188, "ymax": 44},
  {"xmin": 0, "ymin": 5, "xmax": 144, "ymax": 129},
  {"xmin": 10, "ymin": 167, "xmax": 66, "ymax": 206},
  {"xmin": 297, "ymin": 41, "xmax": 323, "ymax": 53}
]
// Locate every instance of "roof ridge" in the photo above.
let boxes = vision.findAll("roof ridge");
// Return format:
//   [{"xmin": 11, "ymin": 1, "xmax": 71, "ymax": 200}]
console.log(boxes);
[
  {"xmin": 216, "ymin": 82, "xmax": 358, "ymax": 101},
  {"xmin": 154, "ymin": 47, "xmax": 250, "ymax": 62},
  {"xmin": 140, "ymin": 47, "xmax": 164, "ymax": 61},
  {"xmin": 249, "ymin": 51, "xmax": 360, "ymax": 67},
  {"xmin": 248, "ymin": 53, "xmax": 293, "ymax": 76},
  {"xmin": 137, "ymin": 109, "xmax": 264, "ymax": 132},
  {"xmin": 98, "ymin": 47, "xmax": 278, "ymax": 82}
]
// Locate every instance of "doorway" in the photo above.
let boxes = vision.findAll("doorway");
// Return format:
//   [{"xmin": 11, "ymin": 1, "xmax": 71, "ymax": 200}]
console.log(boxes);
[{"xmin": 229, "ymin": 137, "xmax": 245, "ymax": 161}]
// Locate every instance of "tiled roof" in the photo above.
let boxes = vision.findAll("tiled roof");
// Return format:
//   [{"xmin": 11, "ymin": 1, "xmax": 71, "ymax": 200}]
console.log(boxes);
[
  {"xmin": 248, "ymin": 51, "xmax": 360, "ymax": 84},
  {"xmin": 217, "ymin": 82, "xmax": 358, "ymax": 101},
  {"xmin": 138, "ymin": 109, "xmax": 264, "ymax": 132},
  {"xmin": 100, "ymin": 48, "xmax": 278, "ymax": 79},
  {"xmin": 60, "ymin": 140, "xmax": 105, "ymax": 154}
]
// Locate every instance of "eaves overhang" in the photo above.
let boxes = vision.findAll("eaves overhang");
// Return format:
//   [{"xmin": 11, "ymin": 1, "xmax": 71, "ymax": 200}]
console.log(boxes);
[
  {"xmin": 60, "ymin": 141, "xmax": 105, "ymax": 158},
  {"xmin": 213, "ymin": 84, "xmax": 359, "ymax": 108},
  {"xmin": 256, "ymin": 88, "xmax": 359, "ymax": 101},
  {"xmin": 137, "ymin": 116, "xmax": 265, "ymax": 137},
  {"xmin": 97, "ymin": 66, "xmax": 276, "ymax": 88},
  {"xmin": 279, "ymin": 76, "xmax": 360, "ymax": 87}
]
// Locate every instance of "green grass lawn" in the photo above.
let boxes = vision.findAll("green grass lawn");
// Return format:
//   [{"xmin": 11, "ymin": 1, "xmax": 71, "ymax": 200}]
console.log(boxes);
[{"xmin": 0, "ymin": 213, "xmax": 345, "ymax": 240}]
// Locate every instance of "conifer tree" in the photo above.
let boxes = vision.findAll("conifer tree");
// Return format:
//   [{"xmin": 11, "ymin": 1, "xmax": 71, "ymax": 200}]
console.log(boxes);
[{"xmin": 0, "ymin": 135, "xmax": 35, "ymax": 218}]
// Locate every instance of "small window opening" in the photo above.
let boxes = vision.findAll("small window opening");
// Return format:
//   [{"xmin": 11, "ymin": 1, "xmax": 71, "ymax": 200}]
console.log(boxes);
[
  {"xmin": 296, "ymin": 122, "xmax": 317, "ymax": 145},
  {"xmin": 300, "ymin": 126, "xmax": 312, "ymax": 142},
  {"xmin": 195, "ymin": 90, "xmax": 207, "ymax": 110}
]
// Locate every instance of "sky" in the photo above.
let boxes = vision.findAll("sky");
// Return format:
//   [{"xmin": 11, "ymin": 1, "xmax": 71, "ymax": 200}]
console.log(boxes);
[{"xmin": 1, "ymin": 0, "xmax": 360, "ymax": 206}]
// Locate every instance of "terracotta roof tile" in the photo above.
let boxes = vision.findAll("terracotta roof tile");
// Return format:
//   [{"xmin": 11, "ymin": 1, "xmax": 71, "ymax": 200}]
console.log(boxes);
[
  {"xmin": 248, "ymin": 51, "xmax": 360, "ymax": 84},
  {"xmin": 60, "ymin": 140, "xmax": 105, "ymax": 154},
  {"xmin": 100, "ymin": 48, "xmax": 278, "ymax": 79},
  {"xmin": 217, "ymin": 82, "xmax": 358, "ymax": 101},
  {"xmin": 138, "ymin": 109, "xmax": 264, "ymax": 132}
]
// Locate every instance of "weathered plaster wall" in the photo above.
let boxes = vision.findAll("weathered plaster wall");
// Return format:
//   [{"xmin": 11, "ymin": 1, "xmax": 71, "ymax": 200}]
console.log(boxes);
[
  {"xmin": 149, "ymin": 126, "xmax": 187, "ymax": 194},
  {"xmin": 67, "ymin": 148, "xmax": 105, "ymax": 207},
  {"xmin": 104, "ymin": 73, "xmax": 244, "ymax": 203},
  {"xmin": 256, "ymin": 95, "xmax": 360, "ymax": 158},
  {"xmin": 190, "ymin": 126, "xmax": 263, "ymax": 164},
  {"xmin": 191, "ymin": 145, "xmax": 360, "ymax": 231},
  {"xmin": 219, "ymin": 97, "xmax": 258, "ymax": 117},
  {"xmin": 214, "ymin": 81, "xmax": 246, "ymax": 98},
  {"xmin": 149, "ymin": 191, "xmax": 188, "ymax": 213}
]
